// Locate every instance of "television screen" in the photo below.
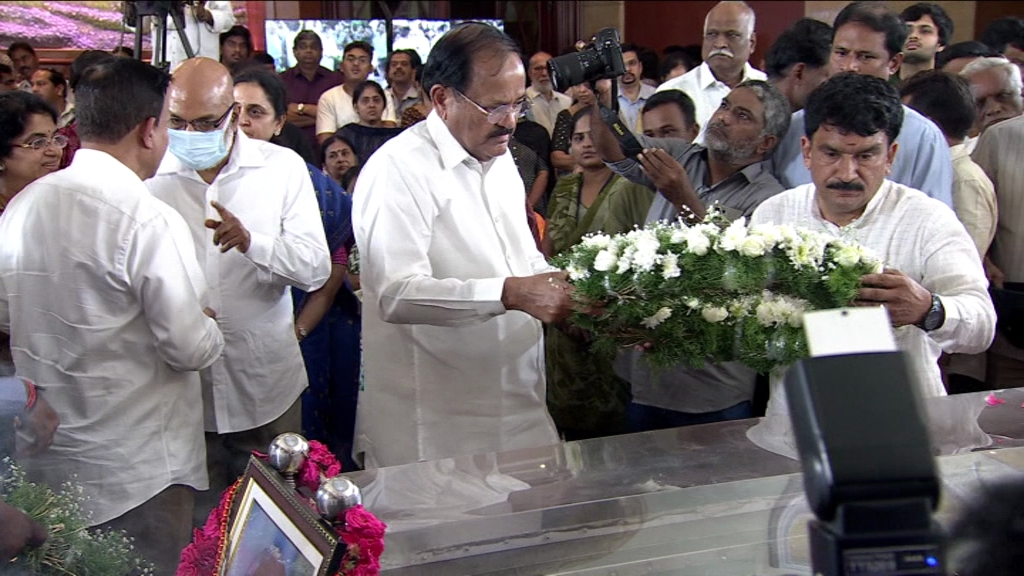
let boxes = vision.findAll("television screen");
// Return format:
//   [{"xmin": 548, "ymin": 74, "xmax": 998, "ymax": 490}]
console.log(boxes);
[{"xmin": 264, "ymin": 19, "xmax": 504, "ymax": 81}]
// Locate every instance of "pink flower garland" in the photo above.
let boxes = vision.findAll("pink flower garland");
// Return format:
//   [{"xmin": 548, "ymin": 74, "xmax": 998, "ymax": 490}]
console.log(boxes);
[{"xmin": 177, "ymin": 442, "xmax": 385, "ymax": 576}]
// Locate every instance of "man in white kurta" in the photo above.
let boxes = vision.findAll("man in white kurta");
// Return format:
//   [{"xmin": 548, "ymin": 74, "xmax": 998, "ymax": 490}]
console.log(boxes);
[
  {"xmin": 155, "ymin": 1, "xmax": 236, "ymax": 72},
  {"xmin": 145, "ymin": 59, "xmax": 330, "ymax": 504},
  {"xmin": 749, "ymin": 73, "xmax": 994, "ymax": 402},
  {"xmin": 0, "ymin": 57, "xmax": 224, "ymax": 570},
  {"xmin": 353, "ymin": 23, "xmax": 575, "ymax": 469}
]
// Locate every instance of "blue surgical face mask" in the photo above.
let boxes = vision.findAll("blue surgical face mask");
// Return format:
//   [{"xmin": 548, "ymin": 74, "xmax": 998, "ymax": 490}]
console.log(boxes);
[{"xmin": 168, "ymin": 125, "xmax": 235, "ymax": 171}]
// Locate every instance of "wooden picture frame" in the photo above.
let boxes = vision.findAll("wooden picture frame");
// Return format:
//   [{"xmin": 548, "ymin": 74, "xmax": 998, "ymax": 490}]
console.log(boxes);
[{"xmin": 221, "ymin": 457, "xmax": 342, "ymax": 576}]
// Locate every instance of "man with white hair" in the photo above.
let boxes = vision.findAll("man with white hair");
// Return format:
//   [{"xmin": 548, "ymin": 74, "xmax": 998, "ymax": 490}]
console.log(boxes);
[
  {"xmin": 657, "ymin": 1, "xmax": 766, "ymax": 142},
  {"xmin": 960, "ymin": 57, "xmax": 1023, "ymax": 137},
  {"xmin": 525, "ymin": 51, "xmax": 571, "ymax": 136}
]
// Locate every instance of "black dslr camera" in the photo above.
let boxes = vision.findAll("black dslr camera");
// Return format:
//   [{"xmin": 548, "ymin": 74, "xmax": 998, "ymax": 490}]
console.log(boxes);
[
  {"xmin": 547, "ymin": 28, "xmax": 626, "ymax": 93},
  {"xmin": 546, "ymin": 28, "xmax": 643, "ymax": 160}
]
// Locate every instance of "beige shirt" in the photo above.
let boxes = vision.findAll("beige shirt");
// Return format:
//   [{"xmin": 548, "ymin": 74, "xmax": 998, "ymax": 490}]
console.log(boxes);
[
  {"xmin": 973, "ymin": 115, "xmax": 1024, "ymax": 283},
  {"xmin": 951, "ymin": 142, "xmax": 997, "ymax": 257}
]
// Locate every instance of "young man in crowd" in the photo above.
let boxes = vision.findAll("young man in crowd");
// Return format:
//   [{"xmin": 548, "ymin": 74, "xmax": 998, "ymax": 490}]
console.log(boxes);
[
  {"xmin": 899, "ymin": 3, "xmax": 954, "ymax": 83},
  {"xmin": 316, "ymin": 41, "xmax": 396, "ymax": 143},
  {"xmin": 279, "ymin": 30, "xmax": 342, "ymax": 150}
]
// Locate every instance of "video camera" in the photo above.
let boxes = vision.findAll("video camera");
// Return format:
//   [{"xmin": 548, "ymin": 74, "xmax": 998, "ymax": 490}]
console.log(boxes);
[
  {"xmin": 546, "ymin": 28, "xmax": 643, "ymax": 160},
  {"xmin": 122, "ymin": 0, "xmax": 196, "ymax": 70}
]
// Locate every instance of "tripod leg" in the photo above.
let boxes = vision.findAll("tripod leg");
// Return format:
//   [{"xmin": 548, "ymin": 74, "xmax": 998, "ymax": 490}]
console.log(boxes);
[{"xmin": 169, "ymin": 9, "xmax": 196, "ymax": 60}]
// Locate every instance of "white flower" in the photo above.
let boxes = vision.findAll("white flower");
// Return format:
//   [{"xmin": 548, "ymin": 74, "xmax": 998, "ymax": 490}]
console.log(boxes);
[
  {"xmin": 632, "ymin": 231, "xmax": 661, "ymax": 272},
  {"xmin": 833, "ymin": 245, "xmax": 862, "ymax": 268},
  {"xmin": 593, "ymin": 249, "xmax": 617, "ymax": 272},
  {"xmin": 641, "ymin": 307, "xmax": 673, "ymax": 329},
  {"xmin": 685, "ymin": 297, "xmax": 701, "ymax": 309},
  {"xmin": 582, "ymin": 233, "xmax": 612, "ymax": 250},
  {"xmin": 749, "ymin": 224, "xmax": 781, "ymax": 249},
  {"xmin": 685, "ymin": 228, "xmax": 711, "ymax": 255},
  {"xmin": 739, "ymin": 235, "xmax": 768, "ymax": 258},
  {"xmin": 616, "ymin": 247, "xmax": 635, "ymax": 274},
  {"xmin": 661, "ymin": 252, "xmax": 681, "ymax": 279},
  {"xmin": 567, "ymin": 264, "xmax": 589, "ymax": 281},
  {"xmin": 670, "ymin": 228, "xmax": 688, "ymax": 244},
  {"xmin": 717, "ymin": 218, "xmax": 748, "ymax": 252},
  {"xmin": 701, "ymin": 306, "xmax": 729, "ymax": 323}
]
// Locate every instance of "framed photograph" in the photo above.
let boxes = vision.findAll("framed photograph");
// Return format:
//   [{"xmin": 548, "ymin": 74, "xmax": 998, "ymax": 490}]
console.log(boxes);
[{"xmin": 221, "ymin": 457, "xmax": 342, "ymax": 576}]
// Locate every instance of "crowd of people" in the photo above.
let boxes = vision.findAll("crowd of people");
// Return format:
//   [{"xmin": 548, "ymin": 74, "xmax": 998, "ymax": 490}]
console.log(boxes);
[{"xmin": 0, "ymin": 0, "xmax": 1022, "ymax": 571}]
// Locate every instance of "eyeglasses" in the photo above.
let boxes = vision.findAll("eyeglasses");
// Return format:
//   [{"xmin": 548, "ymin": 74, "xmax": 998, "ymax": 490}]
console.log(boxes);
[
  {"xmin": 15, "ymin": 134, "xmax": 69, "ymax": 151},
  {"xmin": 168, "ymin": 104, "xmax": 236, "ymax": 132},
  {"xmin": 451, "ymin": 87, "xmax": 529, "ymax": 124}
]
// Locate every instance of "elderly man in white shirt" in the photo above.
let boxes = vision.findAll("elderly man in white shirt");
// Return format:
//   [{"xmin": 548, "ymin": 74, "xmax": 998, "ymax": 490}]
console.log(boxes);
[
  {"xmin": 157, "ymin": 1, "xmax": 236, "ymax": 72},
  {"xmin": 0, "ymin": 58, "xmax": 224, "ymax": 572},
  {"xmin": 525, "ymin": 51, "xmax": 571, "ymax": 135},
  {"xmin": 146, "ymin": 59, "xmax": 330, "ymax": 516},
  {"xmin": 751, "ymin": 73, "xmax": 994, "ymax": 409},
  {"xmin": 658, "ymin": 1, "xmax": 767, "ymax": 142},
  {"xmin": 353, "ymin": 23, "xmax": 575, "ymax": 469}
]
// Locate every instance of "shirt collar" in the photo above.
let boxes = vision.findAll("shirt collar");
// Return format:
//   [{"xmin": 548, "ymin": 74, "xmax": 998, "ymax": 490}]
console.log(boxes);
[
  {"xmin": 812, "ymin": 179, "xmax": 894, "ymax": 228},
  {"xmin": 693, "ymin": 146, "xmax": 771, "ymax": 188},
  {"xmin": 698, "ymin": 61, "xmax": 759, "ymax": 90},
  {"xmin": 949, "ymin": 142, "xmax": 969, "ymax": 160},
  {"xmin": 426, "ymin": 110, "xmax": 472, "ymax": 170},
  {"xmin": 290, "ymin": 66, "xmax": 327, "ymax": 81}
]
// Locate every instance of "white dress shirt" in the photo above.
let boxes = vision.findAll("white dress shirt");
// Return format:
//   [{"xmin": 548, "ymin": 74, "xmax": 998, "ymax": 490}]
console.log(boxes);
[
  {"xmin": 353, "ymin": 111, "xmax": 559, "ymax": 468},
  {"xmin": 147, "ymin": 133, "xmax": 331, "ymax": 433},
  {"xmin": 750, "ymin": 180, "xmax": 996, "ymax": 400},
  {"xmin": 617, "ymin": 83, "xmax": 657, "ymax": 134},
  {"xmin": 973, "ymin": 115, "xmax": 1024, "ymax": 284},
  {"xmin": 156, "ymin": 0, "xmax": 236, "ymax": 72},
  {"xmin": 657, "ymin": 61, "xmax": 767, "ymax": 143},
  {"xmin": 525, "ymin": 85, "xmax": 572, "ymax": 136},
  {"xmin": 0, "ymin": 149, "xmax": 224, "ymax": 524},
  {"xmin": 316, "ymin": 85, "xmax": 397, "ymax": 137}
]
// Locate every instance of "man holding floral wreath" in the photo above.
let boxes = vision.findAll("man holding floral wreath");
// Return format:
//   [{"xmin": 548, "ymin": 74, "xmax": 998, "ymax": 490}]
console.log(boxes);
[
  {"xmin": 589, "ymin": 81, "xmax": 791, "ymax": 432},
  {"xmin": 750, "ymin": 72, "xmax": 995, "ymax": 398}
]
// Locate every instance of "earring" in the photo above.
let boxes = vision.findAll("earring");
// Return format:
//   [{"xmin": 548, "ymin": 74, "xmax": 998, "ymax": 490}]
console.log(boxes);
[{"xmin": 274, "ymin": 130, "xmax": 281, "ymax": 136}]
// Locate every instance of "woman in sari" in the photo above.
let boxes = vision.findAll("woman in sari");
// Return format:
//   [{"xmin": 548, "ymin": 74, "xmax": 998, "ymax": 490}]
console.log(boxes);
[{"xmin": 542, "ymin": 108, "xmax": 653, "ymax": 440}]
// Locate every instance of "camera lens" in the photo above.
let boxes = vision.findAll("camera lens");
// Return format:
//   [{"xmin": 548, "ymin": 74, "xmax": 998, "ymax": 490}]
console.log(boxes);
[{"xmin": 547, "ymin": 50, "xmax": 602, "ymax": 93}]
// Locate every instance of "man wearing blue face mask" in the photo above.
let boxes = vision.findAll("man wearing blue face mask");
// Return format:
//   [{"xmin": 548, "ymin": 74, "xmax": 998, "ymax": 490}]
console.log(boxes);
[{"xmin": 146, "ymin": 58, "xmax": 331, "ymax": 524}]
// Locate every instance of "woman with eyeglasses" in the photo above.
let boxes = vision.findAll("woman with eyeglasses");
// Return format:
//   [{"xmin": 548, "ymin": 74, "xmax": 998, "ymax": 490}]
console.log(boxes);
[
  {"xmin": 334, "ymin": 81, "xmax": 403, "ymax": 166},
  {"xmin": 232, "ymin": 68, "xmax": 362, "ymax": 469},
  {"xmin": 0, "ymin": 91, "xmax": 65, "ymax": 216},
  {"xmin": 0, "ymin": 91, "xmax": 65, "ymax": 375}
]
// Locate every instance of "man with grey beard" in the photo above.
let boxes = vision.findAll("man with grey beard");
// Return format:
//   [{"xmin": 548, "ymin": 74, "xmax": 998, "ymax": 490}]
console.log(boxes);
[{"xmin": 588, "ymin": 80, "xmax": 790, "ymax": 432}]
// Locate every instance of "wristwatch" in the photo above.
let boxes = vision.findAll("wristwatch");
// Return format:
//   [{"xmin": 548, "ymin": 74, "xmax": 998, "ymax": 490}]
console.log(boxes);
[
  {"xmin": 297, "ymin": 103, "xmax": 306, "ymax": 115},
  {"xmin": 915, "ymin": 293, "xmax": 946, "ymax": 332}
]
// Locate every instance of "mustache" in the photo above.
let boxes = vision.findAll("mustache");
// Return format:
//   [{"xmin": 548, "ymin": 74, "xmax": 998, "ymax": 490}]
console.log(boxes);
[
  {"xmin": 826, "ymin": 180, "xmax": 866, "ymax": 191},
  {"xmin": 488, "ymin": 126, "xmax": 514, "ymax": 138},
  {"xmin": 708, "ymin": 48, "xmax": 735, "ymax": 59}
]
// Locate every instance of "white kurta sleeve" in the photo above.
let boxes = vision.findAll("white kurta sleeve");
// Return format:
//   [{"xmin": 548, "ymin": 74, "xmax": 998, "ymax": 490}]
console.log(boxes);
[
  {"xmin": 127, "ymin": 209, "xmax": 224, "ymax": 372},
  {"xmin": 244, "ymin": 154, "xmax": 331, "ymax": 292},
  {"xmin": 204, "ymin": 1, "xmax": 236, "ymax": 33},
  {"xmin": 356, "ymin": 158, "xmax": 508, "ymax": 327},
  {"xmin": 919, "ymin": 206, "xmax": 995, "ymax": 355}
]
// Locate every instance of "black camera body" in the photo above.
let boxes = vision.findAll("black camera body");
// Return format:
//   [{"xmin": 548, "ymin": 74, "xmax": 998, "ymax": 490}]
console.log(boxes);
[
  {"xmin": 786, "ymin": 352, "xmax": 945, "ymax": 576},
  {"xmin": 547, "ymin": 28, "xmax": 626, "ymax": 93}
]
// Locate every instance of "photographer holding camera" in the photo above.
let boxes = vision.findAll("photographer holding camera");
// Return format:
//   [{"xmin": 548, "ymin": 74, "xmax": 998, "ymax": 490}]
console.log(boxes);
[{"xmin": 155, "ymin": 1, "xmax": 236, "ymax": 71}]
